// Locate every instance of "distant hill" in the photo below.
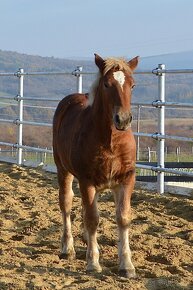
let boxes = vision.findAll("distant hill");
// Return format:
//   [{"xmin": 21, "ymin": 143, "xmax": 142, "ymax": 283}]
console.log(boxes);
[
  {"xmin": 1, "ymin": 48, "xmax": 193, "ymax": 72},
  {"xmin": 63, "ymin": 49, "xmax": 193, "ymax": 70},
  {"xmin": 138, "ymin": 50, "xmax": 193, "ymax": 70},
  {"xmin": 0, "ymin": 49, "xmax": 95, "ymax": 72}
]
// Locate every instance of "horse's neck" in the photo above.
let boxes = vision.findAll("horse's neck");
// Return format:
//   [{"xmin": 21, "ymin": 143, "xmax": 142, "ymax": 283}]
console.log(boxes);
[{"xmin": 91, "ymin": 95, "xmax": 114, "ymax": 147}]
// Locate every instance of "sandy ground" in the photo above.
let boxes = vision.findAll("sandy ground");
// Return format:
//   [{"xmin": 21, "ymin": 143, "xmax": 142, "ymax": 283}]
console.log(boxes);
[{"xmin": 0, "ymin": 162, "xmax": 193, "ymax": 290}]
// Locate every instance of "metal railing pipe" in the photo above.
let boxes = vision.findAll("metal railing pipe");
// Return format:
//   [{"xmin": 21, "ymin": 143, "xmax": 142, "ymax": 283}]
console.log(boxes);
[
  {"xmin": 0, "ymin": 142, "xmax": 52, "ymax": 154},
  {"xmin": 132, "ymin": 102, "xmax": 154, "ymax": 107},
  {"xmin": 134, "ymin": 132, "xmax": 154, "ymax": 138},
  {"xmin": 134, "ymin": 70, "xmax": 154, "ymax": 75},
  {"xmin": 132, "ymin": 101, "xmax": 193, "ymax": 109},
  {"xmin": 19, "ymin": 145, "xmax": 52, "ymax": 154},
  {"xmin": 0, "ymin": 141, "xmax": 16, "ymax": 147},
  {"xmin": 153, "ymin": 68, "xmax": 193, "ymax": 74},
  {"xmin": 15, "ymin": 120, "xmax": 52, "ymax": 127},
  {"xmin": 136, "ymin": 163, "xmax": 193, "ymax": 178},
  {"xmin": 0, "ymin": 118, "xmax": 15, "ymax": 124},
  {"xmin": 134, "ymin": 132, "xmax": 193, "ymax": 143},
  {"xmin": 152, "ymin": 101, "xmax": 193, "ymax": 109},
  {"xmin": 160, "ymin": 134, "xmax": 193, "ymax": 142},
  {"xmin": 16, "ymin": 71, "xmax": 72, "ymax": 77},
  {"xmin": 14, "ymin": 95, "xmax": 61, "ymax": 102},
  {"xmin": 0, "ymin": 72, "xmax": 16, "ymax": 76}
]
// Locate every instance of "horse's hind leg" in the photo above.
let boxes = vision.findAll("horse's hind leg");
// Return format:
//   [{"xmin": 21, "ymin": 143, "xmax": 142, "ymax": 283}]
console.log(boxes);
[{"xmin": 58, "ymin": 169, "xmax": 75, "ymax": 259}]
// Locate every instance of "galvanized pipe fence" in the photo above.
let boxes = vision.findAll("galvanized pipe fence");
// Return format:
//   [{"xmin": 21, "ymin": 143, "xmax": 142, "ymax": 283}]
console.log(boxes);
[{"xmin": 0, "ymin": 65, "xmax": 193, "ymax": 194}]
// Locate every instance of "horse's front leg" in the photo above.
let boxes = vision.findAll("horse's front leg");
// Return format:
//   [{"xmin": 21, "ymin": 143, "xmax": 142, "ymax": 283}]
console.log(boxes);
[
  {"xmin": 58, "ymin": 170, "xmax": 75, "ymax": 259},
  {"xmin": 79, "ymin": 182, "xmax": 102, "ymax": 273},
  {"xmin": 113, "ymin": 172, "xmax": 136, "ymax": 278}
]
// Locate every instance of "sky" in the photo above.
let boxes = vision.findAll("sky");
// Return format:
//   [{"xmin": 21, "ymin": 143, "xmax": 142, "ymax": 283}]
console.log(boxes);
[{"xmin": 0, "ymin": 0, "xmax": 193, "ymax": 59}]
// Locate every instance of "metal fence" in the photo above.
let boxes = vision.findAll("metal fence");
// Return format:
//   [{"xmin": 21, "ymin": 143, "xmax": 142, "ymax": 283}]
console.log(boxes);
[{"xmin": 0, "ymin": 65, "xmax": 193, "ymax": 194}]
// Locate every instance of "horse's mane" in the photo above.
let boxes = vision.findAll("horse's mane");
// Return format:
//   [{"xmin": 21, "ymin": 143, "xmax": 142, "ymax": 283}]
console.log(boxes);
[
  {"xmin": 88, "ymin": 57, "xmax": 131, "ymax": 105},
  {"xmin": 103, "ymin": 57, "xmax": 131, "ymax": 75}
]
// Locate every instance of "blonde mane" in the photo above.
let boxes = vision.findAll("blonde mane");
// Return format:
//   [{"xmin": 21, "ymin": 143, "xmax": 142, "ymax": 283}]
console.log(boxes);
[{"xmin": 104, "ymin": 57, "xmax": 131, "ymax": 75}]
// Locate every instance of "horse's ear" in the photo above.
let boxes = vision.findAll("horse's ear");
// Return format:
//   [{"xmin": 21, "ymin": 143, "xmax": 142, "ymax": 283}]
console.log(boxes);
[
  {"xmin": 128, "ymin": 56, "xmax": 139, "ymax": 71},
  {"xmin": 94, "ymin": 53, "xmax": 105, "ymax": 73}
]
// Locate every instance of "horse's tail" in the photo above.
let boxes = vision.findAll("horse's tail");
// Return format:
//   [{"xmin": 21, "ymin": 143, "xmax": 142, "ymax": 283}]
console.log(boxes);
[
  {"xmin": 53, "ymin": 93, "xmax": 89, "ymax": 171},
  {"xmin": 53, "ymin": 95, "xmax": 71, "ymax": 133},
  {"xmin": 53, "ymin": 95, "xmax": 76, "ymax": 169}
]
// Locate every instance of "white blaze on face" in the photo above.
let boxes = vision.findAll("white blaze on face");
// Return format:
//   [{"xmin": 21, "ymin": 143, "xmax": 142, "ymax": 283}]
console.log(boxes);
[{"xmin": 113, "ymin": 71, "xmax": 125, "ymax": 90}]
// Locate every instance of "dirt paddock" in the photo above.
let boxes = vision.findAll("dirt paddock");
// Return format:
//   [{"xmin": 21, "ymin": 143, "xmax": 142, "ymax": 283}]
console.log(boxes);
[{"xmin": 0, "ymin": 162, "xmax": 193, "ymax": 289}]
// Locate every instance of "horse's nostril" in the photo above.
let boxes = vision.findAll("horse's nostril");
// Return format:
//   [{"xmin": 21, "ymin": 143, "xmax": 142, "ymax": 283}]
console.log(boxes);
[{"xmin": 115, "ymin": 114, "xmax": 121, "ymax": 125}]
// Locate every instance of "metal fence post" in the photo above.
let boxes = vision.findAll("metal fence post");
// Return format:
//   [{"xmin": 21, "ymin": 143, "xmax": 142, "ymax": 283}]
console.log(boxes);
[
  {"xmin": 157, "ymin": 64, "xmax": 165, "ymax": 194},
  {"xmin": 72, "ymin": 66, "xmax": 83, "ymax": 93},
  {"xmin": 73, "ymin": 66, "xmax": 82, "ymax": 94},
  {"xmin": 17, "ymin": 68, "xmax": 24, "ymax": 165},
  {"xmin": 136, "ymin": 105, "xmax": 141, "ymax": 161},
  {"xmin": 76, "ymin": 66, "xmax": 83, "ymax": 93}
]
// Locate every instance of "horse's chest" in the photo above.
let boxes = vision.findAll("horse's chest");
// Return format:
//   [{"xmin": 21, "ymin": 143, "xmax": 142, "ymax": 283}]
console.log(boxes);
[
  {"xmin": 96, "ymin": 153, "xmax": 117, "ymax": 176},
  {"xmin": 93, "ymin": 150, "xmax": 134, "ymax": 189}
]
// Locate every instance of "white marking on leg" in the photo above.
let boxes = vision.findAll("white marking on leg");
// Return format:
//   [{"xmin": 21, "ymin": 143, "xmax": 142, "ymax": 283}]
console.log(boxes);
[
  {"xmin": 86, "ymin": 232, "xmax": 102, "ymax": 272},
  {"xmin": 83, "ymin": 192, "xmax": 102, "ymax": 273},
  {"xmin": 118, "ymin": 226, "xmax": 135, "ymax": 272},
  {"xmin": 113, "ymin": 184, "xmax": 136, "ymax": 277},
  {"xmin": 113, "ymin": 71, "xmax": 125, "ymax": 90},
  {"xmin": 61, "ymin": 212, "xmax": 75, "ymax": 257}
]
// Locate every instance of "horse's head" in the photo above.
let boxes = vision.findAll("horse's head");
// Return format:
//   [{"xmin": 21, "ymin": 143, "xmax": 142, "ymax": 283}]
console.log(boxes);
[{"xmin": 94, "ymin": 53, "xmax": 139, "ymax": 131}]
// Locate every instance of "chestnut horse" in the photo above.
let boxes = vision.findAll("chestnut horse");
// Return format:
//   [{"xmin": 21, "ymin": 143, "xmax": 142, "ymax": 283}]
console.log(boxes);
[{"xmin": 53, "ymin": 54, "xmax": 139, "ymax": 278}]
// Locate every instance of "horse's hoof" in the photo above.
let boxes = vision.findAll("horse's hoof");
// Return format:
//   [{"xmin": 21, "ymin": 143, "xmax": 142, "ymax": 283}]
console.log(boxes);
[
  {"xmin": 86, "ymin": 263, "xmax": 102, "ymax": 274},
  {"xmin": 59, "ymin": 250, "xmax": 76, "ymax": 261},
  {"xmin": 119, "ymin": 268, "xmax": 136, "ymax": 279}
]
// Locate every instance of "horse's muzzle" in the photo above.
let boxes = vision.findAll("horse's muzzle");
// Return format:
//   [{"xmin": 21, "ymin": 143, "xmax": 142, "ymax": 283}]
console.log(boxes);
[{"xmin": 114, "ymin": 112, "xmax": 133, "ymax": 131}]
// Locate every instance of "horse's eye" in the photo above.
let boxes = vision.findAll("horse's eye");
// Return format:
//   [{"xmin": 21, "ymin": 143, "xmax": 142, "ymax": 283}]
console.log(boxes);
[{"xmin": 131, "ymin": 84, "xmax": 135, "ymax": 90}]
